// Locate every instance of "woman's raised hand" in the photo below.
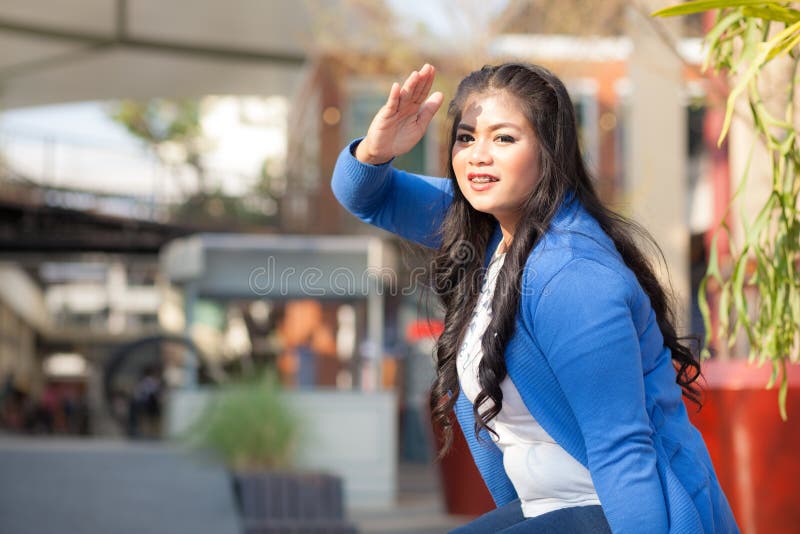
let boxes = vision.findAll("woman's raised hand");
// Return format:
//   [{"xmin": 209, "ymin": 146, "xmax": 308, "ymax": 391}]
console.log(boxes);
[{"xmin": 355, "ymin": 64, "xmax": 444, "ymax": 165}]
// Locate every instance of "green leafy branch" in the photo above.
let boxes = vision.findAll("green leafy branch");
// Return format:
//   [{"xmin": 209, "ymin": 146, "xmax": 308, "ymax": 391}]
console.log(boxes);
[{"xmin": 654, "ymin": 1, "xmax": 800, "ymax": 419}]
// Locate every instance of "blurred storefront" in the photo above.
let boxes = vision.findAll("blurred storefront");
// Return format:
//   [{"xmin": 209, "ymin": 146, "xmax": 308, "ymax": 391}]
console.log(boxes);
[{"xmin": 0, "ymin": 193, "xmax": 191, "ymax": 436}]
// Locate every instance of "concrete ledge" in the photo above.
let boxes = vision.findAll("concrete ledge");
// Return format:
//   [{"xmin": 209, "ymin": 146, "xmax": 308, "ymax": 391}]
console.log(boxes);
[{"xmin": 0, "ymin": 436, "xmax": 240, "ymax": 534}]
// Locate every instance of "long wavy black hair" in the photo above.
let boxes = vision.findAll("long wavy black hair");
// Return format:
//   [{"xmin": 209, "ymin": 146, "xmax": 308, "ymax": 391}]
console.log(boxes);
[{"xmin": 428, "ymin": 62, "xmax": 701, "ymax": 456}]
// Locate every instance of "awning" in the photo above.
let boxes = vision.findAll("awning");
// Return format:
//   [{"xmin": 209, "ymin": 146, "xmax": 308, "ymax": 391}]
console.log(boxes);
[{"xmin": 0, "ymin": 0, "xmax": 312, "ymax": 109}]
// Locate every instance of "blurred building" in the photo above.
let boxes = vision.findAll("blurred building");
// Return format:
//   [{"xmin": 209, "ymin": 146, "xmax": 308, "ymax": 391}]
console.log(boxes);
[
  {"xmin": 0, "ymin": 0, "xmax": 314, "ymax": 435},
  {"xmin": 0, "ymin": 0, "xmax": 733, "ymax": 434},
  {"xmin": 0, "ymin": 173, "xmax": 193, "ymax": 433}
]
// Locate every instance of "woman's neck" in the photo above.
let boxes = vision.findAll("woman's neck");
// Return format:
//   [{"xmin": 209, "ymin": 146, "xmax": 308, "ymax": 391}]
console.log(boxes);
[
  {"xmin": 499, "ymin": 224, "xmax": 514, "ymax": 253},
  {"xmin": 494, "ymin": 211, "xmax": 519, "ymax": 253}
]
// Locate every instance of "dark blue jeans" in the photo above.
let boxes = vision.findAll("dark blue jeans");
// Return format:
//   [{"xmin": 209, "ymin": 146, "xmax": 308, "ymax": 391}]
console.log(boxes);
[{"xmin": 449, "ymin": 500, "xmax": 611, "ymax": 533}]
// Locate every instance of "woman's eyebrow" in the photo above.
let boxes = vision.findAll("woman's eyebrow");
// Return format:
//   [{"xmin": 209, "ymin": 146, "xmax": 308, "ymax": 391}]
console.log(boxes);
[{"xmin": 456, "ymin": 122, "xmax": 521, "ymax": 131}]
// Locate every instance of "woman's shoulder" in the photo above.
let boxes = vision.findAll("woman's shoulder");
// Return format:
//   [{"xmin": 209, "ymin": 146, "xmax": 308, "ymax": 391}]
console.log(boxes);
[
  {"xmin": 525, "ymin": 203, "xmax": 626, "ymax": 281},
  {"xmin": 520, "ymin": 203, "xmax": 638, "ymax": 313}
]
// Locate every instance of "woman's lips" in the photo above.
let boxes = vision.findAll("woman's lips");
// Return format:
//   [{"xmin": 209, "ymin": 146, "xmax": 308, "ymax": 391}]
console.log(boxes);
[
  {"xmin": 469, "ymin": 181, "xmax": 496, "ymax": 192},
  {"xmin": 468, "ymin": 173, "xmax": 499, "ymax": 191}
]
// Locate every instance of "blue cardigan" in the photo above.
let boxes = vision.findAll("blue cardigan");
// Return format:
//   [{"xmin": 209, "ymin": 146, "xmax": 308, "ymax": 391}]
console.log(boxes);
[{"xmin": 332, "ymin": 140, "xmax": 739, "ymax": 534}]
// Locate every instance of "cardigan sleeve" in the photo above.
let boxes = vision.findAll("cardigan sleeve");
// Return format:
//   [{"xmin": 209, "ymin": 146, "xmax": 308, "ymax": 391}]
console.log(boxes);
[
  {"xmin": 453, "ymin": 389, "xmax": 519, "ymax": 507},
  {"xmin": 331, "ymin": 139, "xmax": 452, "ymax": 249},
  {"xmin": 532, "ymin": 258, "xmax": 668, "ymax": 534}
]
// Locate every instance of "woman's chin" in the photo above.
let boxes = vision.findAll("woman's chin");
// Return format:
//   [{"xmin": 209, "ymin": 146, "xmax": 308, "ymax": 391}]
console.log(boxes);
[
  {"xmin": 468, "ymin": 204, "xmax": 495, "ymax": 217},
  {"xmin": 467, "ymin": 200, "xmax": 504, "ymax": 219},
  {"xmin": 464, "ymin": 196, "xmax": 494, "ymax": 213}
]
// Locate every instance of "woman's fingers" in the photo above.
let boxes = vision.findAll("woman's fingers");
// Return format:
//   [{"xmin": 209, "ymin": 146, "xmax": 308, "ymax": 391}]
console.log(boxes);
[
  {"xmin": 417, "ymin": 91, "xmax": 444, "ymax": 128},
  {"xmin": 400, "ymin": 69, "xmax": 419, "ymax": 102},
  {"xmin": 378, "ymin": 64, "xmax": 438, "ymax": 126},
  {"xmin": 384, "ymin": 82, "xmax": 401, "ymax": 115},
  {"xmin": 400, "ymin": 64, "xmax": 432, "ymax": 99},
  {"xmin": 410, "ymin": 66, "xmax": 429, "ymax": 103},
  {"xmin": 419, "ymin": 65, "xmax": 436, "ymax": 103},
  {"xmin": 357, "ymin": 65, "xmax": 439, "ymax": 163}
]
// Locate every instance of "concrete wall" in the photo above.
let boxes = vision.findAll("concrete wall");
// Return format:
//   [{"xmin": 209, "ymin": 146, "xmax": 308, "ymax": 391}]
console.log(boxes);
[
  {"xmin": 627, "ymin": 4, "xmax": 690, "ymax": 329},
  {"xmin": 166, "ymin": 387, "xmax": 398, "ymax": 509}
]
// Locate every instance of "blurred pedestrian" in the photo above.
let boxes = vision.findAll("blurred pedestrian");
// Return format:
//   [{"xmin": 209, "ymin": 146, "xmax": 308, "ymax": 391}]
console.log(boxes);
[
  {"xmin": 37, "ymin": 382, "xmax": 61, "ymax": 434},
  {"xmin": 128, "ymin": 366, "xmax": 162, "ymax": 439},
  {"xmin": 295, "ymin": 334, "xmax": 317, "ymax": 389},
  {"xmin": 331, "ymin": 63, "xmax": 738, "ymax": 533}
]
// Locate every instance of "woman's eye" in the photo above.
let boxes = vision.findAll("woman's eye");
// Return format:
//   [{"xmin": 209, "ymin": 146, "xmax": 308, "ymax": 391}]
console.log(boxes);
[
  {"xmin": 496, "ymin": 135, "xmax": 515, "ymax": 143},
  {"xmin": 456, "ymin": 133, "xmax": 474, "ymax": 143}
]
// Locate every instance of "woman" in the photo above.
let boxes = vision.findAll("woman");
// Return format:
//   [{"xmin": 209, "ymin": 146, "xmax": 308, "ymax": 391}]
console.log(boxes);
[{"xmin": 331, "ymin": 63, "xmax": 738, "ymax": 533}]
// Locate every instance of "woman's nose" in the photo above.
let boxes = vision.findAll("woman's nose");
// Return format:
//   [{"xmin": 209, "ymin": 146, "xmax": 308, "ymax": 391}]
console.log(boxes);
[{"xmin": 469, "ymin": 140, "xmax": 492, "ymax": 165}]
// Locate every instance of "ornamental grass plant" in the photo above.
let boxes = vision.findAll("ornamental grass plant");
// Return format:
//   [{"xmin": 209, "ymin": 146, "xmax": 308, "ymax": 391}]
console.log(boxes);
[
  {"xmin": 655, "ymin": 0, "xmax": 800, "ymax": 419},
  {"xmin": 185, "ymin": 371, "xmax": 302, "ymax": 472}
]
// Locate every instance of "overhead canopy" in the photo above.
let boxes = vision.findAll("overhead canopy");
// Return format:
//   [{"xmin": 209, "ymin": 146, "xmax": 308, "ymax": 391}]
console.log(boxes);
[
  {"xmin": 0, "ymin": 0, "xmax": 313, "ymax": 109},
  {"xmin": 160, "ymin": 233, "xmax": 394, "ymax": 300}
]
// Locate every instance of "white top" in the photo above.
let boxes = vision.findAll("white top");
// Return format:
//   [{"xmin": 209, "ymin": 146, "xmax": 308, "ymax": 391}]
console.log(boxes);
[{"xmin": 456, "ymin": 244, "xmax": 601, "ymax": 518}]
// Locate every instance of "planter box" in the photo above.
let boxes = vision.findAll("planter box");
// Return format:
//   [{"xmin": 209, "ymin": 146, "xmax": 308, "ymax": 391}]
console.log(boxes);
[
  {"xmin": 233, "ymin": 471, "xmax": 356, "ymax": 534},
  {"xmin": 688, "ymin": 359, "xmax": 800, "ymax": 534}
]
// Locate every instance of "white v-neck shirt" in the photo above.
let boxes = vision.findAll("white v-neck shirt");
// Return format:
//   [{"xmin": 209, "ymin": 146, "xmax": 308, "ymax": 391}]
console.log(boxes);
[{"xmin": 456, "ymin": 244, "xmax": 601, "ymax": 518}]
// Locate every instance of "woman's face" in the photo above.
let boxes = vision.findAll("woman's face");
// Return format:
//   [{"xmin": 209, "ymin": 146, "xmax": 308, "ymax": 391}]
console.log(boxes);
[{"xmin": 451, "ymin": 90, "xmax": 540, "ymax": 236}]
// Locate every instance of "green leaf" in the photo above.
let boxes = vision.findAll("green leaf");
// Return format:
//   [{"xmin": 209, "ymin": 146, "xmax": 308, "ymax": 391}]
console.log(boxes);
[
  {"xmin": 767, "ymin": 359, "xmax": 779, "ymax": 388},
  {"xmin": 741, "ymin": 5, "xmax": 800, "ymax": 25},
  {"xmin": 698, "ymin": 276, "xmax": 714, "ymax": 349},
  {"xmin": 703, "ymin": 11, "xmax": 745, "ymax": 71},
  {"xmin": 720, "ymin": 281, "xmax": 732, "ymax": 337},
  {"xmin": 720, "ymin": 58, "xmax": 762, "ymax": 144},
  {"xmin": 706, "ymin": 10, "xmax": 744, "ymax": 45},
  {"xmin": 732, "ymin": 252, "xmax": 755, "ymax": 344},
  {"xmin": 777, "ymin": 358, "xmax": 789, "ymax": 420},
  {"xmin": 653, "ymin": 0, "xmax": 773, "ymax": 18},
  {"xmin": 765, "ymin": 25, "xmax": 800, "ymax": 63},
  {"xmin": 706, "ymin": 232, "xmax": 723, "ymax": 280},
  {"xmin": 747, "ymin": 191, "xmax": 778, "ymax": 243},
  {"xmin": 720, "ymin": 19, "xmax": 800, "ymax": 144},
  {"xmin": 791, "ymin": 283, "xmax": 800, "ymax": 329}
]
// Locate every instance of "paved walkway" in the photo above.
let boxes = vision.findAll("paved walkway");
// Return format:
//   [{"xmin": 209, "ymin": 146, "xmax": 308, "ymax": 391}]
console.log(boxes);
[
  {"xmin": 0, "ymin": 435, "xmax": 473, "ymax": 534},
  {"xmin": 349, "ymin": 461, "xmax": 472, "ymax": 533},
  {"xmin": 0, "ymin": 436, "xmax": 241, "ymax": 534}
]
